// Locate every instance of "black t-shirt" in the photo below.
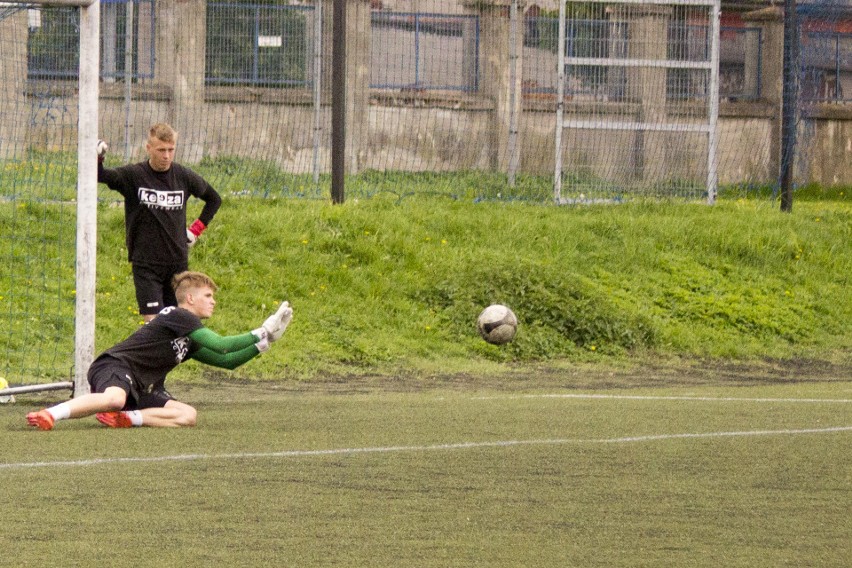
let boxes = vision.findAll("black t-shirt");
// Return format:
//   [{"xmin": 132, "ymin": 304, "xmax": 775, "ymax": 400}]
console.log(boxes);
[
  {"xmin": 99, "ymin": 161, "xmax": 216, "ymax": 265},
  {"xmin": 92, "ymin": 307, "xmax": 204, "ymax": 391}
]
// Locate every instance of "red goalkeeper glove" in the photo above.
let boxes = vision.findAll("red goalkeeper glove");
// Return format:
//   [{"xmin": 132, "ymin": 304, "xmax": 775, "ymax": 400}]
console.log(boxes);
[{"xmin": 186, "ymin": 219, "xmax": 206, "ymax": 247}]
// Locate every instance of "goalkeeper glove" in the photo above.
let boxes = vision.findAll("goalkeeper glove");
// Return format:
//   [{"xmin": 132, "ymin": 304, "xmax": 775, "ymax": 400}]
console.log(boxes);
[
  {"xmin": 255, "ymin": 336, "xmax": 270, "ymax": 353},
  {"xmin": 97, "ymin": 139, "xmax": 108, "ymax": 162},
  {"xmin": 261, "ymin": 301, "xmax": 293, "ymax": 342},
  {"xmin": 186, "ymin": 219, "xmax": 206, "ymax": 247}
]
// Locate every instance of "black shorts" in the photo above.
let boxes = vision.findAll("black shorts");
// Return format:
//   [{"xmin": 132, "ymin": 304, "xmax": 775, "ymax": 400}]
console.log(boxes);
[
  {"xmin": 132, "ymin": 262, "xmax": 188, "ymax": 316},
  {"xmin": 87, "ymin": 357, "xmax": 174, "ymax": 410}
]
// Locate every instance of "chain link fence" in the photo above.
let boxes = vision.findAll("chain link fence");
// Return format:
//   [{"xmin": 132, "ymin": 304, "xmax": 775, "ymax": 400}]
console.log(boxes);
[{"xmin": 8, "ymin": 0, "xmax": 852, "ymax": 203}]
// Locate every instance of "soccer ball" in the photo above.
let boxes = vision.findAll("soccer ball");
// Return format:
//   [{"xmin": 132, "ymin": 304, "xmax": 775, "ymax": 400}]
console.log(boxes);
[{"xmin": 477, "ymin": 304, "xmax": 518, "ymax": 345}]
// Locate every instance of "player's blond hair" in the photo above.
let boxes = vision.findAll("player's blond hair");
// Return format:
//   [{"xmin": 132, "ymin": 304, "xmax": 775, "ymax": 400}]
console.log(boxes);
[
  {"xmin": 173, "ymin": 271, "xmax": 218, "ymax": 304},
  {"xmin": 149, "ymin": 122, "xmax": 177, "ymax": 143}
]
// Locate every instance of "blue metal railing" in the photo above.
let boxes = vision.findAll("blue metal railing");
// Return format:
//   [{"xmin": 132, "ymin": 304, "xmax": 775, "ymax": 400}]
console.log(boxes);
[
  {"xmin": 206, "ymin": 2, "xmax": 313, "ymax": 88},
  {"xmin": 27, "ymin": 0, "xmax": 154, "ymax": 81},
  {"xmin": 370, "ymin": 11, "xmax": 480, "ymax": 92}
]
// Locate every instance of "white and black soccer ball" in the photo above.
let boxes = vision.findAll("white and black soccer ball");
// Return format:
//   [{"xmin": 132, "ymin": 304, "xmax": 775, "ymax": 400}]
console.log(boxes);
[{"xmin": 477, "ymin": 304, "xmax": 518, "ymax": 345}]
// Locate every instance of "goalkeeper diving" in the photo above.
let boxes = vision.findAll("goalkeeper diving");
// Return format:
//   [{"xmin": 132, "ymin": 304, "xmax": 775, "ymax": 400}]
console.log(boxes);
[{"xmin": 26, "ymin": 271, "xmax": 293, "ymax": 430}]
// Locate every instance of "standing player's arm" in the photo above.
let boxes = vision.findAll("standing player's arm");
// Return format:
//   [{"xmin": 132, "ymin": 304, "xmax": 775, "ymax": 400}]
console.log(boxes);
[
  {"xmin": 97, "ymin": 159, "xmax": 123, "ymax": 189},
  {"xmin": 197, "ymin": 186, "xmax": 222, "ymax": 226},
  {"xmin": 187, "ymin": 186, "xmax": 221, "ymax": 244},
  {"xmin": 187, "ymin": 327, "xmax": 265, "ymax": 370}
]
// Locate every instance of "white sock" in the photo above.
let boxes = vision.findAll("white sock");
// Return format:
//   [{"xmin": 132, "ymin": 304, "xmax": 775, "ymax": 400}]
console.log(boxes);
[
  {"xmin": 126, "ymin": 410, "xmax": 143, "ymax": 426},
  {"xmin": 46, "ymin": 402, "xmax": 71, "ymax": 421}
]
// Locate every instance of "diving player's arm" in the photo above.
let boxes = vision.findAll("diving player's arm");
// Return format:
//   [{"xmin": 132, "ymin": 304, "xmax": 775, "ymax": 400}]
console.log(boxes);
[
  {"xmin": 189, "ymin": 327, "xmax": 258, "ymax": 353},
  {"xmin": 187, "ymin": 327, "xmax": 264, "ymax": 370}
]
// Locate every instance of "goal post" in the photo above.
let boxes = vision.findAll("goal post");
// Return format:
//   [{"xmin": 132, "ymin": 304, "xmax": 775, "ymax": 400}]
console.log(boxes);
[
  {"xmin": 75, "ymin": 0, "xmax": 99, "ymax": 396},
  {"xmin": 0, "ymin": 0, "xmax": 98, "ymax": 396},
  {"xmin": 554, "ymin": 0, "xmax": 721, "ymax": 204}
]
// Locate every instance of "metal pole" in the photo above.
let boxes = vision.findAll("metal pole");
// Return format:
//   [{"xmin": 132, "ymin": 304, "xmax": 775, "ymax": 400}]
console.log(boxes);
[
  {"xmin": 780, "ymin": 0, "xmax": 797, "ymax": 213},
  {"xmin": 553, "ymin": 0, "xmax": 567, "ymax": 203},
  {"xmin": 312, "ymin": 0, "xmax": 323, "ymax": 185},
  {"xmin": 124, "ymin": 0, "xmax": 134, "ymax": 161},
  {"xmin": 507, "ymin": 0, "xmax": 520, "ymax": 187},
  {"xmin": 706, "ymin": 0, "xmax": 720, "ymax": 205},
  {"xmin": 331, "ymin": 0, "xmax": 346, "ymax": 204},
  {"xmin": 0, "ymin": 382, "xmax": 73, "ymax": 396}
]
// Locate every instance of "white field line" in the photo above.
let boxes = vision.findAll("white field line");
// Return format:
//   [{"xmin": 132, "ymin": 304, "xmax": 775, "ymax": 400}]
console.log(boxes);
[
  {"xmin": 2, "ymin": 426, "xmax": 850, "ymax": 471},
  {"xmin": 472, "ymin": 393, "xmax": 852, "ymax": 403}
]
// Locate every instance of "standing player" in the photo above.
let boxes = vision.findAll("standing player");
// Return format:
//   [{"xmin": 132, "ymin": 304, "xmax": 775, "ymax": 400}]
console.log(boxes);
[
  {"xmin": 98, "ymin": 123, "xmax": 222, "ymax": 322},
  {"xmin": 26, "ymin": 271, "xmax": 293, "ymax": 430}
]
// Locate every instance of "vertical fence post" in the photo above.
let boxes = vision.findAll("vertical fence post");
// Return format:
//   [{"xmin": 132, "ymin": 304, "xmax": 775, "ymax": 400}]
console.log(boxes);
[
  {"xmin": 124, "ymin": 0, "xmax": 135, "ymax": 161},
  {"xmin": 332, "ymin": 0, "xmax": 345, "ymax": 203},
  {"xmin": 780, "ymin": 0, "xmax": 798, "ymax": 213},
  {"xmin": 312, "ymin": 0, "xmax": 323, "ymax": 185}
]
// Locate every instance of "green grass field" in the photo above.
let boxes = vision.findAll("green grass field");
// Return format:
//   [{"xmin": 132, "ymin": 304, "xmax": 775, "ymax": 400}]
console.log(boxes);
[
  {"xmin": 3, "ymin": 186, "xmax": 851, "ymax": 381},
  {"xmin": 2, "ymin": 172, "xmax": 850, "ymax": 566},
  {"xmin": 3, "ymin": 370, "xmax": 850, "ymax": 567}
]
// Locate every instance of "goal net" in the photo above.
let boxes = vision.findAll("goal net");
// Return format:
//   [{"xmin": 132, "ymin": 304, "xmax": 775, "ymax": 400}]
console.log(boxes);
[
  {"xmin": 554, "ymin": 0, "xmax": 720, "ymax": 203},
  {"xmin": 0, "ymin": 0, "xmax": 98, "ymax": 393}
]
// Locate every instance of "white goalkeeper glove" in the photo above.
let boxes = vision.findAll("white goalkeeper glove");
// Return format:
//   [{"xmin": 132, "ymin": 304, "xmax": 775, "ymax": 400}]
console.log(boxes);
[
  {"xmin": 261, "ymin": 301, "xmax": 293, "ymax": 343},
  {"xmin": 255, "ymin": 336, "xmax": 270, "ymax": 353},
  {"xmin": 96, "ymin": 139, "xmax": 108, "ymax": 161}
]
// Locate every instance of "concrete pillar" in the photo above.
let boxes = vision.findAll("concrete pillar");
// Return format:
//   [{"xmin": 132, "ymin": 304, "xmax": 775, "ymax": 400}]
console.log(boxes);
[
  {"xmin": 743, "ymin": 28, "xmax": 761, "ymax": 98},
  {"xmin": 321, "ymin": 0, "xmax": 370, "ymax": 173},
  {"xmin": 742, "ymin": 7, "xmax": 784, "ymax": 179},
  {"xmin": 102, "ymin": 2, "xmax": 118, "ymax": 84},
  {"xmin": 137, "ymin": 1, "xmax": 154, "ymax": 83},
  {"xmin": 346, "ymin": 0, "xmax": 371, "ymax": 173},
  {"xmin": 154, "ymin": 0, "xmax": 207, "ymax": 163},
  {"xmin": 611, "ymin": 5, "xmax": 672, "ymax": 185},
  {"xmin": 463, "ymin": 0, "xmax": 524, "ymax": 173},
  {"xmin": 0, "ymin": 10, "xmax": 28, "ymax": 160}
]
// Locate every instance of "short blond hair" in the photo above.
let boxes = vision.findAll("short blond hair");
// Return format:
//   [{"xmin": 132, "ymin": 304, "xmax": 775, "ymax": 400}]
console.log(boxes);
[
  {"xmin": 149, "ymin": 122, "xmax": 177, "ymax": 143},
  {"xmin": 172, "ymin": 271, "xmax": 218, "ymax": 304}
]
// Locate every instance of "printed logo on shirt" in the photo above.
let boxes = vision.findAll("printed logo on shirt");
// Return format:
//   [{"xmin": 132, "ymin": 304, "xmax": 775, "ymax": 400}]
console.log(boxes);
[
  {"xmin": 172, "ymin": 336, "xmax": 191, "ymax": 363},
  {"xmin": 138, "ymin": 187, "xmax": 184, "ymax": 210}
]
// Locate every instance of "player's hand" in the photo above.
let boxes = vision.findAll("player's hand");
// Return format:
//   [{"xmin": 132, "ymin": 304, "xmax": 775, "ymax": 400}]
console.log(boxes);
[
  {"xmin": 269, "ymin": 302, "xmax": 293, "ymax": 342},
  {"xmin": 96, "ymin": 139, "xmax": 108, "ymax": 161},
  {"xmin": 187, "ymin": 219, "xmax": 206, "ymax": 248},
  {"xmin": 255, "ymin": 336, "xmax": 270, "ymax": 353},
  {"xmin": 262, "ymin": 301, "xmax": 293, "ymax": 342}
]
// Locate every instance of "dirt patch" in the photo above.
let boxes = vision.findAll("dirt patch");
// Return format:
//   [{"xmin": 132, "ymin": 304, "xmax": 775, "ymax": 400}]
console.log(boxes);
[{"xmin": 187, "ymin": 356, "xmax": 852, "ymax": 397}]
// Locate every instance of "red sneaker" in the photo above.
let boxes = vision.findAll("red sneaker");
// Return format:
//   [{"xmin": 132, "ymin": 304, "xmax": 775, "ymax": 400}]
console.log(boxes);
[
  {"xmin": 27, "ymin": 410, "xmax": 55, "ymax": 431},
  {"xmin": 96, "ymin": 411, "xmax": 133, "ymax": 428}
]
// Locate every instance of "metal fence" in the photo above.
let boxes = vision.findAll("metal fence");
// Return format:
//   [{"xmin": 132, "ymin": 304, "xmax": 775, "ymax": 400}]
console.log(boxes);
[
  {"xmin": 206, "ymin": 2, "xmax": 313, "ymax": 87},
  {"xmin": 371, "ymin": 11, "xmax": 480, "ymax": 92},
  {"xmin": 26, "ymin": 3, "xmax": 775, "ymax": 103},
  {"xmin": 801, "ymin": 31, "xmax": 851, "ymax": 102}
]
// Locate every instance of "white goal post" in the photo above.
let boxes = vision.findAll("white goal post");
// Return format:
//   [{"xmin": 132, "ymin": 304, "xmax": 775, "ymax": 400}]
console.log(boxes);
[{"xmin": 554, "ymin": 0, "xmax": 721, "ymax": 204}]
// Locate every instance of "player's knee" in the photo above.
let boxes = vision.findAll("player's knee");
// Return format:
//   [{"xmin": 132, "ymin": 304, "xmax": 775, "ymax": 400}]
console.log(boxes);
[{"xmin": 102, "ymin": 391, "xmax": 127, "ymax": 412}]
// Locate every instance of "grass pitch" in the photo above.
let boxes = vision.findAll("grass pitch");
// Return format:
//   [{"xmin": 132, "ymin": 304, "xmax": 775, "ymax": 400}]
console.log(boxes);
[{"xmin": 2, "ymin": 370, "xmax": 850, "ymax": 568}]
